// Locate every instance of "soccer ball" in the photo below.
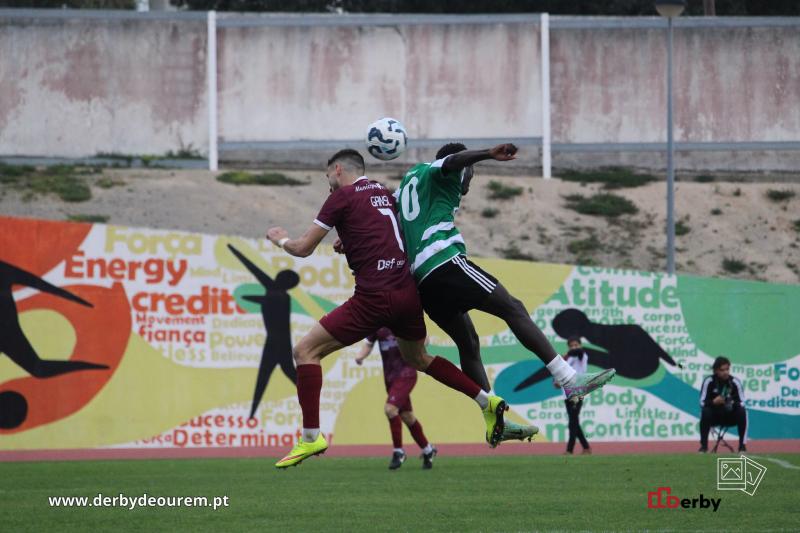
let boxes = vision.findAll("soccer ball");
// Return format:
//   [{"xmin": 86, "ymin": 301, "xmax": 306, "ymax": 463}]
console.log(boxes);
[{"xmin": 365, "ymin": 117, "xmax": 408, "ymax": 161}]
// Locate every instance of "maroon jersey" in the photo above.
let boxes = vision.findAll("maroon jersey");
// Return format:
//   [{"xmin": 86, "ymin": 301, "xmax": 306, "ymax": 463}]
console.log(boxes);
[
  {"xmin": 367, "ymin": 328, "xmax": 417, "ymax": 383},
  {"xmin": 314, "ymin": 177, "xmax": 411, "ymax": 293}
]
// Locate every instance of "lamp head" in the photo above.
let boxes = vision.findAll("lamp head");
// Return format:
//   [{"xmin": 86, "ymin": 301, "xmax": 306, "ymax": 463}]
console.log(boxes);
[{"xmin": 655, "ymin": 0, "xmax": 686, "ymax": 17}]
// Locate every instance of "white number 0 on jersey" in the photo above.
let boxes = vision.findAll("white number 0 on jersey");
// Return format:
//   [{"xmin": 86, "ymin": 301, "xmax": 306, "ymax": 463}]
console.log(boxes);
[{"xmin": 400, "ymin": 176, "xmax": 420, "ymax": 221}]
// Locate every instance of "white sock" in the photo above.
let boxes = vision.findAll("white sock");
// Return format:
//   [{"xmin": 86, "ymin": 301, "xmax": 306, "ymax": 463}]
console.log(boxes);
[
  {"xmin": 394, "ymin": 448, "xmax": 404, "ymax": 455},
  {"xmin": 423, "ymin": 444, "xmax": 434, "ymax": 455},
  {"xmin": 474, "ymin": 390, "xmax": 490, "ymax": 409},
  {"xmin": 302, "ymin": 428, "xmax": 320, "ymax": 442},
  {"xmin": 547, "ymin": 356, "xmax": 577, "ymax": 387}
]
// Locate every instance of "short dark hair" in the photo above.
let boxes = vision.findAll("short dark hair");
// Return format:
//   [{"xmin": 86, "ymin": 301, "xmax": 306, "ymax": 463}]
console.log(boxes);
[
  {"xmin": 567, "ymin": 336, "xmax": 582, "ymax": 344},
  {"xmin": 713, "ymin": 356, "xmax": 731, "ymax": 370},
  {"xmin": 327, "ymin": 149, "xmax": 365, "ymax": 174},
  {"xmin": 436, "ymin": 142, "xmax": 467, "ymax": 160}
]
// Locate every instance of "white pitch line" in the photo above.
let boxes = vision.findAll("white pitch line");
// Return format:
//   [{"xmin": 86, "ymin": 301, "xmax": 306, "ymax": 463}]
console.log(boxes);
[{"xmin": 751, "ymin": 455, "xmax": 800, "ymax": 470}]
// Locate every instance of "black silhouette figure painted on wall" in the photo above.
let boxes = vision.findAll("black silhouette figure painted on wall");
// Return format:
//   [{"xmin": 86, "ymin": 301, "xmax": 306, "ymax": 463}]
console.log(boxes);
[
  {"xmin": 0, "ymin": 390, "xmax": 27, "ymax": 429},
  {"xmin": 227, "ymin": 245, "xmax": 299, "ymax": 419},
  {"xmin": 0, "ymin": 261, "xmax": 108, "ymax": 378},
  {"xmin": 514, "ymin": 308, "xmax": 682, "ymax": 392}
]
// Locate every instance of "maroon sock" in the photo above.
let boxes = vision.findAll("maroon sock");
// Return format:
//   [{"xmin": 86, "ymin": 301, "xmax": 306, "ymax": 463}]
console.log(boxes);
[
  {"xmin": 424, "ymin": 356, "xmax": 481, "ymax": 399},
  {"xmin": 408, "ymin": 420, "xmax": 429, "ymax": 449},
  {"xmin": 296, "ymin": 364, "xmax": 322, "ymax": 429},
  {"xmin": 389, "ymin": 416, "xmax": 402, "ymax": 449}
]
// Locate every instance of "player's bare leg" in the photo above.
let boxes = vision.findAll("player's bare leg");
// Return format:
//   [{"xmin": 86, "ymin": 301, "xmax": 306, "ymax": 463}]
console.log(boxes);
[
  {"xmin": 475, "ymin": 282, "xmax": 616, "ymax": 402},
  {"xmin": 475, "ymin": 283, "xmax": 559, "ymax": 364},
  {"xmin": 385, "ymin": 403, "xmax": 406, "ymax": 469},
  {"xmin": 275, "ymin": 323, "xmax": 343, "ymax": 468},
  {"xmin": 436, "ymin": 311, "xmax": 540, "ymax": 444},
  {"xmin": 399, "ymin": 410, "xmax": 437, "ymax": 469},
  {"xmin": 438, "ymin": 312, "xmax": 490, "ymax": 392},
  {"xmin": 396, "ymin": 337, "xmax": 508, "ymax": 447}
]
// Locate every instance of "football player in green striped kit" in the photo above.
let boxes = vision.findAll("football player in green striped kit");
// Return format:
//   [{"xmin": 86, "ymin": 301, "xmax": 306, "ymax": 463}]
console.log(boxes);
[{"xmin": 395, "ymin": 142, "xmax": 616, "ymax": 442}]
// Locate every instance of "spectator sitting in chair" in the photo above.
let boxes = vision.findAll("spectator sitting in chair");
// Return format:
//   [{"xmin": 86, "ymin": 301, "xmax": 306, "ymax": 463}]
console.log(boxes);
[{"xmin": 699, "ymin": 356, "xmax": 747, "ymax": 453}]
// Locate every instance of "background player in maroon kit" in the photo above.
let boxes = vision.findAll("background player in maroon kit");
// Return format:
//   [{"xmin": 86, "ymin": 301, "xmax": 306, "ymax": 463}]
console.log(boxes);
[
  {"xmin": 267, "ymin": 149, "xmax": 507, "ymax": 468},
  {"xmin": 356, "ymin": 328, "xmax": 437, "ymax": 470}
]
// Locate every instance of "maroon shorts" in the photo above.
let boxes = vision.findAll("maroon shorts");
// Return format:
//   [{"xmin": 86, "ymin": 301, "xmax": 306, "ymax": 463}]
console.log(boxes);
[
  {"xmin": 319, "ymin": 282, "xmax": 427, "ymax": 346},
  {"xmin": 385, "ymin": 375, "xmax": 417, "ymax": 412}
]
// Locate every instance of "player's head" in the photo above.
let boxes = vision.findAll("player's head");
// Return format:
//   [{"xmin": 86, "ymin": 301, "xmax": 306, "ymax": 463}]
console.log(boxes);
[
  {"xmin": 713, "ymin": 356, "xmax": 731, "ymax": 380},
  {"xmin": 436, "ymin": 143, "xmax": 467, "ymax": 160},
  {"xmin": 567, "ymin": 336, "xmax": 582, "ymax": 351},
  {"xmin": 326, "ymin": 149, "xmax": 365, "ymax": 191},
  {"xmin": 437, "ymin": 143, "xmax": 475, "ymax": 196}
]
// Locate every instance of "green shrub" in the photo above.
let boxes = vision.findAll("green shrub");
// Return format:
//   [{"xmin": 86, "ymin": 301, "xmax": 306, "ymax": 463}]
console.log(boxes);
[
  {"xmin": 0, "ymin": 162, "xmax": 36, "ymax": 182},
  {"xmin": 216, "ymin": 172, "xmax": 306, "ymax": 186},
  {"xmin": 2, "ymin": 164, "xmax": 92, "ymax": 203},
  {"xmin": 559, "ymin": 167, "xmax": 656, "ymax": 189},
  {"xmin": 722, "ymin": 257, "xmax": 747, "ymax": 274},
  {"xmin": 567, "ymin": 235, "xmax": 601, "ymax": 255},
  {"xmin": 96, "ymin": 177, "xmax": 126, "ymax": 189},
  {"xmin": 52, "ymin": 176, "xmax": 92, "ymax": 202},
  {"xmin": 487, "ymin": 180, "xmax": 523, "ymax": 200},
  {"xmin": 675, "ymin": 220, "xmax": 690, "ymax": 236},
  {"xmin": 564, "ymin": 193, "xmax": 638, "ymax": 217},
  {"xmin": 481, "ymin": 208, "xmax": 500, "ymax": 219},
  {"xmin": 766, "ymin": 189, "xmax": 796, "ymax": 202},
  {"xmin": 165, "ymin": 148, "xmax": 204, "ymax": 160}
]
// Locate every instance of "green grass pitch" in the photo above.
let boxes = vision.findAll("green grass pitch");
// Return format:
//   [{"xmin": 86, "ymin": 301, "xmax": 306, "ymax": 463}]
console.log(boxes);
[{"xmin": 2, "ymin": 453, "xmax": 797, "ymax": 531}]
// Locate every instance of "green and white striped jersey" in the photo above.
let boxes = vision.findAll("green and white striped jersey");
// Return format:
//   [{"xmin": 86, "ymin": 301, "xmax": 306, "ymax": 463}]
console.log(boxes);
[{"xmin": 395, "ymin": 158, "xmax": 467, "ymax": 282}]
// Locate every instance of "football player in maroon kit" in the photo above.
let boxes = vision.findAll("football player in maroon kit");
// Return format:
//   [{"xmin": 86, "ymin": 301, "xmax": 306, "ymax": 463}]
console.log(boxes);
[
  {"xmin": 356, "ymin": 328, "xmax": 437, "ymax": 470},
  {"xmin": 267, "ymin": 149, "xmax": 507, "ymax": 468}
]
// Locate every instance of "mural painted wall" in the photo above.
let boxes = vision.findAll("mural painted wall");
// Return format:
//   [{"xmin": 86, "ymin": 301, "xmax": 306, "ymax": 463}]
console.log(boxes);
[{"xmin": 0, "ymin": 216, "xmax": 797, "ymax": 451}]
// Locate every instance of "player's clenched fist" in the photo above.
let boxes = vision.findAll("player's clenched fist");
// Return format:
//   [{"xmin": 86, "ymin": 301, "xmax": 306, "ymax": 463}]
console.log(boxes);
[
  {"xmin": 333, "ymin": 238, "xmax": 345, "ymax": 254},
  {"xmin": 266, "ymin": 227, "xmax": 288, "ymax": 245},
  {"xmin": 488, "ymin": 143, "xmax": 518, "ymax": 161}
]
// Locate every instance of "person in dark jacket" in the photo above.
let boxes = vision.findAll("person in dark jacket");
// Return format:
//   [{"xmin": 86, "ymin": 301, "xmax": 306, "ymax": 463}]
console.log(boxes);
[
  {"xmin": 699, "ymin": 356, "xmax": 747, "ymax": 452},
  {"xmin": 556, "ymin": 336, "xmax": 591, "ymax": 455}
]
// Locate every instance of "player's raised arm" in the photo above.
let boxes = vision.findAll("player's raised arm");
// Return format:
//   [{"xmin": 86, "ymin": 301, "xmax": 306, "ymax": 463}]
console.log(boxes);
[
  {"xmin": 266, "ymin": 224, "xmax": 328, "ymax": 258},
  {"xmin": 271, "ymin": 168, "xmax": 348, "ymax": 258},
  {"xmin": 441, "ymin": 143, "xmax": 518, "ymax": 173}
]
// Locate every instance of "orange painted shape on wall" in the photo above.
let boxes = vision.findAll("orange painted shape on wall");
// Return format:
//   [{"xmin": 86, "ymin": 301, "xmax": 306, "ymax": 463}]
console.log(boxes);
[
  {"xmin": 0, "ymin": 217, "xmax": 91, "ymax": 279},
  {"xmin": 0, "ymin": 282, "xmax": 131, "ymax": 434}
]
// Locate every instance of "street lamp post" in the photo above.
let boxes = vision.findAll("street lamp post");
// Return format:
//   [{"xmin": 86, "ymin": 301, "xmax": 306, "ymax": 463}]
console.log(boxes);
[{"xmin": 655, "ymin": 0, "xmax": 685, "ymax": 275}]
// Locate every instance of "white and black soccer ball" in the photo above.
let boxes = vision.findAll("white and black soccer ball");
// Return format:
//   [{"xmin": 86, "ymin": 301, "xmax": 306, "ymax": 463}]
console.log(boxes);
[{"xmin": 365, "ymin": 117, "xmax": 408, "ymax": 161}]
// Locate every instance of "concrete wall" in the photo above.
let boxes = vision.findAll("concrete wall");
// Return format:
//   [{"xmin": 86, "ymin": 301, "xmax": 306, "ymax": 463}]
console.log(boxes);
[
  {"xmin": 0, "ymin": 11, "xmax": 798, "ymax": 171},
  {"xmin": 0, "ymin": 13, "xmax": 208, "ymax": 157},
  {"xmin": 550, "ymin": 24, "xmax": 800, "ymax": 144},
  {"xmin": 217, "ymin": 22, "xmax": 542, "ymax": 142}
]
